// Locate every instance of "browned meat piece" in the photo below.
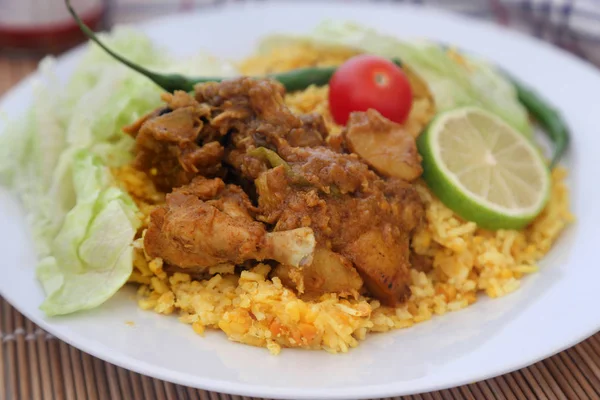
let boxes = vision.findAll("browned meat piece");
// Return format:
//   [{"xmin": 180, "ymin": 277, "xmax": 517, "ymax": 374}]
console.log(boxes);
[
  {"xmin": 273, "ymin": 247, "xmax": 363, "ymax": 298},
  {"xmin": 381, "ymin": 177, "xmax": 425, "ymax": 232},
  {"xmin": 278, "ymin": 144, "xmax": 373, "ymax": 194},
  {"xmin": 344, "ymin": 109, "xmax": 423, "ymax": 182},
  {"xmin": 144, "ymin": 177, "xmax": 316, "ymax": 271},
  {"xmin": 326, "ymin": 133, "xmax": 346, "ymax": 154},
  {"xmin": 194, "ymin": 78, "xmax": 327, "ymax": 180},
  {"xmin": 122, "ymin": 106, "xmax": 165, "ymax": 135},
  {"xmin": 173, "ymin": 175, "xmax": 227, "ymax": 200},
  {"xmin": 124, "ymin": 93, "xmax": 225, "ymax": 191},
  {"xmin": 226, "ymin": 148, "xmax": 270, "ymax": 181},
  {"xmin": 285, "ymin": 114, "xmax": 327, "ymax": 148},
  {"xmin": 256, "ymin": 145, "xmax": 424, "ymax": 306},
  {"xmin": 195, "ymin": 78, "xmax": 298, "ymax": 142},
  {"xmin": 124, "ymin": 78, "xmax": 330, "ymax": 191},
  {"xmin": 175, "ymin": 176, "xmax": 256, "ymax": 220}
]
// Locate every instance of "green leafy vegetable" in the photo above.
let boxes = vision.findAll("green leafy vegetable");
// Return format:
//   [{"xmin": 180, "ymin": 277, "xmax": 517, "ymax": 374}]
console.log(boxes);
[
  {"xmin": 38, "ymin": 150, "xmax": 140, "ymax": 315},
  {"xmin": 259, "ymin": 21, "xmax": 533, "ymax": 139},
  {"xmin": 0, "ymin": 29, "xmax": 236, "ymax": 315},
  {"xmin": 1, "ymin": 32, "xmax": 164, "ymax": 258},
  {"xmin": 512, "ymin": 80, "xmax": 569, "ymax": 167}
]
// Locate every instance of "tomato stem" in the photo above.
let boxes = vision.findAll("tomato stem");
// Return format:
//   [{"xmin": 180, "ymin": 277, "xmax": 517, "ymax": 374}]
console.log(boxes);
[{"xmin": 374, "ymin": 72, "xmax": 389, "ymax": 87}]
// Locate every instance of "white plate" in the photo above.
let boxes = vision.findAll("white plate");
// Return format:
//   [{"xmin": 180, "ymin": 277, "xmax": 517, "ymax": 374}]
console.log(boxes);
[{"xmin": 0, "ymin": 2, "xmax": 599, "ymax": 399}]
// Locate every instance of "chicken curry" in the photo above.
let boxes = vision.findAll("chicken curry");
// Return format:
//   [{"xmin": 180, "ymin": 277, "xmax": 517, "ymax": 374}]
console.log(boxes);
[{"xmin": 125, "ymin": 77, "xmax": 425, "ymax": 307}]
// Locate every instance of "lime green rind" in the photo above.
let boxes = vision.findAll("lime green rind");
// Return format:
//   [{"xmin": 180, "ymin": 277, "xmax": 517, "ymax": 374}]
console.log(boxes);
[{"xmin": 417, "ymin": 110, "xmax": 551, "ymax": 231}]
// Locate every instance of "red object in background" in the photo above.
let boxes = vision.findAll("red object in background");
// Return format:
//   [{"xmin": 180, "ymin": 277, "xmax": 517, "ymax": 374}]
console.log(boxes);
[{"xmin": 0, "ymin": 0, "xmax": 105, "ymax": 54}]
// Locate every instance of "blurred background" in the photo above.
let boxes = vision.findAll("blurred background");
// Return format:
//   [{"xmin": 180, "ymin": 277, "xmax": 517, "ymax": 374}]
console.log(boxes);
[{"xmin": 1, "ymin": 0, "xmax": 600, "ymax": 66}]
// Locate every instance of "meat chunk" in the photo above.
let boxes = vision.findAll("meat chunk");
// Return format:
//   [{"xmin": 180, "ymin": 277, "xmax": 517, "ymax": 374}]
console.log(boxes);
[
  {"xmin": 285, "ymin": 114, "xmax": 327, "ymax": 148},
  {"xmin": 195, "ymin": 78, "xmax": 299, "ymax": 144},
  {"xmin": 175, "ymin": 176, "xmax": 256, "ymax": 221},
  {"xmin": 255, "ymin": 146, "xmax": 424, "ymax": 305},
  {"xmin": 194, "ymin": 78, "xmax": 327, "ymax": 180},
  {"xmin": 123, "ymin": 93, "xmax": 225, "ymax": 191},
  {"xmin": 278, "ymin": 144, "xmax": 373, "ymax": 194},
  {"xmin": 144, "ymin": 177, "xmax": 316, "ymax": 271},
  {"xmin": 344, "ymin": 109, "xmax": 422, "ymax": 182},
  {"xmin": 124, "ymin": 78, "xmax": 331, "ymax": 191}
]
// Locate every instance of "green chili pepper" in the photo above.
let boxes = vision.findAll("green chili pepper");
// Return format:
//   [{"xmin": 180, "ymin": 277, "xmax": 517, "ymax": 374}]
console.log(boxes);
[
  {"xmin": 70, "ymin": 0, "xmax": 566, "ymax": 166},
  {"xmin": 511, "ymin": 80, "xmax": 569, "ymax": 167},
  {"xmin": 247, "ymin": 147, "xmax": 292, "ymax": 173},
  {"xmin": 249, "ymin": 147, "xmax": 343, "ymax": 195},
  {"xmin": 248, "ymin": 147, "xmax": 310, "ymax": 186},
  {"xmin": 66, "ymin": 0, "xmax": 400, "ymax": 93},
  {"xmin": 66, "ymin": 0, "xmax": 219, "ymax": 92}
]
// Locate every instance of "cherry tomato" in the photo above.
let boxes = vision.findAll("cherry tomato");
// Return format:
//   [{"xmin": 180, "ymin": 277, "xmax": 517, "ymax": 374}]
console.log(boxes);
[{"xmin": 328, "ymin": 54, "xmax": 413, "ymax": 126}]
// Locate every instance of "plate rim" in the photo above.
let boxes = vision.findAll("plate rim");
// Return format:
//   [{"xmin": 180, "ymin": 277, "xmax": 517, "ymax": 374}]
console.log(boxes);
[{"xmin": 1, "ymin": 2, "xmax": 599, "ymax": 399}]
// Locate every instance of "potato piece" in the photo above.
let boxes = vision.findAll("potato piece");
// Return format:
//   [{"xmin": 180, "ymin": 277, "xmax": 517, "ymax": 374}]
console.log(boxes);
[
  {"xmin": 273, "ymin": 247, "xmax": 363, "ymax": 297},
  {"xmin": 343, "ymin": 228, "xmax": 411, "ymax": 306},
  {"xmin": 273, "ymin": 263, "xmax": 306, "ymax": 294},
  {"xmin": 344, "ymin": 109, "xmax": 422, "ymax": 182}
]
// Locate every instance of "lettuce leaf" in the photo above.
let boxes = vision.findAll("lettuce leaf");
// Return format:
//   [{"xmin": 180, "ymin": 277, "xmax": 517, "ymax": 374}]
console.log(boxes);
[
  {"xmin": 259, "ymin": 21, "xmax": 532, "ymax": 138},
  {"xmin": 38, "ymin": 150, "xmax": 140, "ymax": 316},
  {"xmin": 0, "ymin": 29, "xmax": 237, "ymax": 315},
  {"xmin": 1, "ymin": 31, "xmax": 165, "ymax": 257}
]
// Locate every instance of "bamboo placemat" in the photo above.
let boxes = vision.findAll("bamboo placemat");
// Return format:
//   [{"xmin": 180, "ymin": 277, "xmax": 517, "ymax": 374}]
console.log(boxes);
[{"xmin": 1, "ymin": 55, "xmax": 600, "ymax": 400}]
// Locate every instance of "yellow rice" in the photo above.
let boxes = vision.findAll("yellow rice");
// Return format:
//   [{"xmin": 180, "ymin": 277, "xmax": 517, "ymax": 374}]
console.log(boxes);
[{"xmin": 120, "ymin": 44, "xmax": 574, "ymax": 354}]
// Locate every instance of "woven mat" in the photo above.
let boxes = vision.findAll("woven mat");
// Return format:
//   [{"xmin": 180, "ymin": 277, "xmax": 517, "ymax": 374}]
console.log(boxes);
[{"xmin": 1, "ymin": 56, "xmax": 600, "ymax": 400}]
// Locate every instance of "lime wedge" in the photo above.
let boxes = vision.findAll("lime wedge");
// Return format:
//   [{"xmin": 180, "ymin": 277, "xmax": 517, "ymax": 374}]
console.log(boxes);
[{"xmin": 417, "ymin": 107, "xmax": 550, "ymax": 230}]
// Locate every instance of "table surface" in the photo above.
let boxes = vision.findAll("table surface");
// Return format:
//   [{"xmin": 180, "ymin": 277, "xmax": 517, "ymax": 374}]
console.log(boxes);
[{"xmin": 1, "ymin": 55, "xmax": 599, "ymax": 400}]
